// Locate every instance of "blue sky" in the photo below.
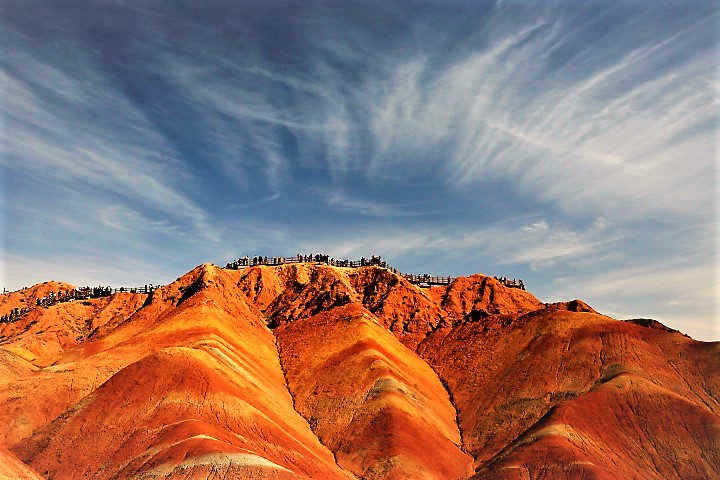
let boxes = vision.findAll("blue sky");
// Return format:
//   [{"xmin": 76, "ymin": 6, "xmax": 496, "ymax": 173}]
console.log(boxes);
[{"xmin": 1, "ymin": 1, "xmax": 718, "ymax": 340}]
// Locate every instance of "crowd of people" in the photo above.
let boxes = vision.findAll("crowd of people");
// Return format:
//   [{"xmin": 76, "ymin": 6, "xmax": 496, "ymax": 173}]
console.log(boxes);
[
  {"xmin": 1, "ymin": 307, "xmax": 30, "ymax": 323},
  {"xmin": 35, "ymin": 286, "xmax": 110, "ymax": 308},
  {"xmin": 225, "ymin": 253, "xmax": 526, "ymax": 290},
  {"xmin": 225, "ymin": 254, "xmax": 389, "ymax": 270},
  {"xmin": 0, "ymin": 285, "xmax": 160, "ymax": 324},
  {"xmin": 35, "ymin": 285, "xmax": 159, "ymax": 308},
  {"xmin": 494, "ymin": 277, "xmax": 525, "ymax": 290}
]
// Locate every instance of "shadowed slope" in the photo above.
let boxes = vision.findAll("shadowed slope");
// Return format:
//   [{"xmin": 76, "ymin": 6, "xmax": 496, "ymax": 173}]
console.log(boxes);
[
  {"xmin": 236, "ymin": 263, "xmax": 451, "ymax": 348},
  {"xmin": 430, "ymin": 274, "xmax": 542, "ymax": 321},
  {"xmin": 237, "ymin": 263, "xmax": 357, "ymax": 325},
  {"xmin": 236, "ymin": 264, "xmax": 542, "ymax": 350},
  {"xmin": 347, "ymin": 268, "xmax": 449, "ymax": 349}
]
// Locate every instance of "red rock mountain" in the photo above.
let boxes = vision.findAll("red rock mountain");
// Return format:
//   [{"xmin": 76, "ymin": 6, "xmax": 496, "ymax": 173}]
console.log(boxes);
[{"xmin": 0, "ymin": 262, "xmax": 718, "ymax": 479}]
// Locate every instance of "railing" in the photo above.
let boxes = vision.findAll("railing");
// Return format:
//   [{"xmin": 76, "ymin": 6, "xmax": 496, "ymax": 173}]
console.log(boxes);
[
  {"xmin": 224, "ymin": 253, "xmax": 525, "ymax": 290},
  {"xmin": 402, "ymin": 274, "xmax": 453, "ymax": 286},
  {"xmin": 1, "ymin": 285, "xmax": 162, "ymax": 323},
  {"xmin": 34, "ymin": 285, "xmax": 161, "ymax": 305},
  {"xmin": 494, "ymin": 277, "xmax": 525, "ymax": 290},
  {"xmin": 225, "ymin": 255, "xmax": 390, "ymax": 269}
]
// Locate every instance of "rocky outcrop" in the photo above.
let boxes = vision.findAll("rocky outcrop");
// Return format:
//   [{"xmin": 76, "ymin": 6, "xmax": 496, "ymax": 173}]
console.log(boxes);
[
  {"xmin": 625, "ymin": 317, "xmax": 687, "ymax": 335},
  {"xmin": 544, "ymin": 299, "xmax": 597, "ymax": 313}
]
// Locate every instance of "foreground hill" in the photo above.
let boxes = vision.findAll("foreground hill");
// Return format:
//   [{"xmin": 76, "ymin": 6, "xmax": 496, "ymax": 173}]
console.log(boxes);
[{"xmin": 1, "ymin": 262, "xmax": 718, "ymax": 479}]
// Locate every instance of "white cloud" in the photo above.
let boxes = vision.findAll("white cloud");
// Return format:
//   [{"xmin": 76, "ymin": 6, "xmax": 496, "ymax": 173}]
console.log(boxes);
[
  {"xmin": 324, "ymin": 191, "xmax": 417, "ymax": 218},
  {"xmin": 1, "ymin": 3, "xmax": 716, "ymax": 342},
  {"xmin": 100, "ymin": 205, "xmax": 183, "ymax": 236}
]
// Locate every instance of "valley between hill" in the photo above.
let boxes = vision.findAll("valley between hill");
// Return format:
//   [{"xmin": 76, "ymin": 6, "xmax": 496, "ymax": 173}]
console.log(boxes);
[{"xmin": 1, "ymin": 262, "xmax": 718, "ymax": 479}]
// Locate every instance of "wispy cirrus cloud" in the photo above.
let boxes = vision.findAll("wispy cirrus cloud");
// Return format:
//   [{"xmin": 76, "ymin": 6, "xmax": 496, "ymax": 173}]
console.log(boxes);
[
  {"xmin": 1, "ymin": 48, "xmax": 214, "ymax": 240},
  {"xmin": 358, "ymin": 15, "xmax": 717, "ymax": 221},
  {"xmin": 129, "ymin": 4, "xmax": 716, "ymax": 228},
  {"xmin": 301, "ymin": 216, "xmax": 619, "ymax": 271}
]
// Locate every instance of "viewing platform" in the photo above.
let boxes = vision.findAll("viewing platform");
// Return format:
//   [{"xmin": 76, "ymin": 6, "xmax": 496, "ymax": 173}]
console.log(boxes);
[{"xmin": 224, "ymin": 254, "xmax": 525, "ymax": 289}]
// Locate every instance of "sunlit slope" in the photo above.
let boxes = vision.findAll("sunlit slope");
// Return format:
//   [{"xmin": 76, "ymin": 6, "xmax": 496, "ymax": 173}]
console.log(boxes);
[{"xmin": 10, "ymin": 265, "xmax": 350, "ymax": 479}]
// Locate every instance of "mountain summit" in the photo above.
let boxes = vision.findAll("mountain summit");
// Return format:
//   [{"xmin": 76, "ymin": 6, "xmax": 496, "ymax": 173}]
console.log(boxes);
[{"xmin": 1, "ymin": 261, "xmax": 718, "ymax": 479}]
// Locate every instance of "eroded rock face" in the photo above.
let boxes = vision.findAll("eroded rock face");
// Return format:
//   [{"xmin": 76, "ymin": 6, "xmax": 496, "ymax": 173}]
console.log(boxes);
[{"xmin": 1, "ymin": 263, "xmax": 718, "ymax": 479}]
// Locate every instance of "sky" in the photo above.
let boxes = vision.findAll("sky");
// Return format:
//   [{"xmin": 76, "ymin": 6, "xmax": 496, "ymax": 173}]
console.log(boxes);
[{"xmin": 1, "ymin": 0, "xmax": 718, "ymax": 340}]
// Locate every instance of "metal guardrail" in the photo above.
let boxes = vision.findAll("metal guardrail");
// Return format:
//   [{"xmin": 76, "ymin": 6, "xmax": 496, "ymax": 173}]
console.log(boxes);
[
  {"xmin": 401, "ymin": 274, "xmax": 453, "ymax": 286},
  {"xmin": 224, "ymin": 254, "xmax": 525, "ymax": 289},
  {"xmin": 1, "ymin": 285, "xmax": 162, "ymax": 323},
  {"xmin": 225, "ymin": 255, "xmax": 383, "ymax": 269}
]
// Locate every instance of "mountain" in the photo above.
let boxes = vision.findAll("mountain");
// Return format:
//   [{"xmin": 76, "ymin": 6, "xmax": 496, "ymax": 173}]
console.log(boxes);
[{"xmin": 1, "ymin": 262, "xmax": 718, "ymax": 479}]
